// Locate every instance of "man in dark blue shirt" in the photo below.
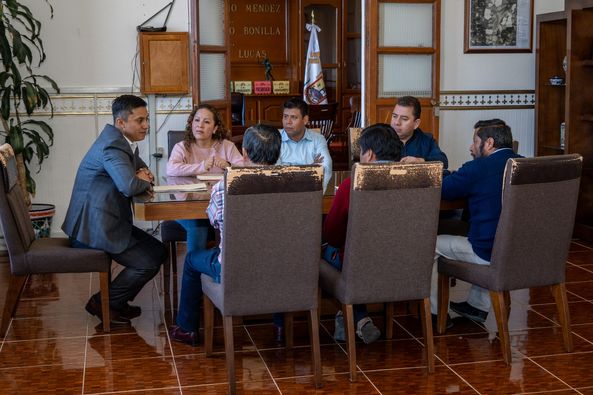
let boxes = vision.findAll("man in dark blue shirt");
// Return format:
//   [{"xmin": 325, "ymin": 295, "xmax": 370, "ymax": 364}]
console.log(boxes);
[
  {"xmin": 390, "ymin": 96, "xmax": 448, "ymax": 170},
  {"xmin": 430, "ymin": 119, "xmax": 521, "ymax": 324}
]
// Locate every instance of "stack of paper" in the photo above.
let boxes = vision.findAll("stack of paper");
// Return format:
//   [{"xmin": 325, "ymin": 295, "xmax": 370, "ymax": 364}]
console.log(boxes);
[
  {"xmin": 153, "ymin": 183, "xmax": 207, "ymax": 193},
  {"xmin": 197, "ymin": 174, "xmax": 224, "ymax": 182}
]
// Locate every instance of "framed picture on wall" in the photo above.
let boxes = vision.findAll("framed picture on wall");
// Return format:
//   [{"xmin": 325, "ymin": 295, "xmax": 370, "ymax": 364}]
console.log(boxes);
[{"xmin": 464, "ymin": 0, "xmax": 533, "ymax": 53}]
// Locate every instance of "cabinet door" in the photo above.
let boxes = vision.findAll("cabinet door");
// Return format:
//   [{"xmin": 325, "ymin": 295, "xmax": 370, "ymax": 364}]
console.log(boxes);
[
  {"xmin": 365, "ymin": 0, "xmax": 441, "ymax": 139},
  {"xmin": 190, "ymin": 0, "xmax": 231, "ymax": 125}
]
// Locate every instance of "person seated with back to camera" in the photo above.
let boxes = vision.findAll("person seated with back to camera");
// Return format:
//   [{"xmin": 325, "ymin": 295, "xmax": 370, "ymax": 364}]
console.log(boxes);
[
  {"xmin": 166, "ymin": 104, "xmax": 243, "ymax": 254},
  {"xmin": 168, "ymin": 123, "xmax": 282, "ymax": 346},
  {"xmin": 323, "ymin": 123, "xmax": 404, "ymax": 344}
]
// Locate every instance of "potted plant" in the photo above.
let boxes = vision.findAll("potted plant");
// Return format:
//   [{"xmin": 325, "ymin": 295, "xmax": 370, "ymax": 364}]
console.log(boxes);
[{"xmin": 0, "ymin": 0, "xmax": 59, "ymax": 207}]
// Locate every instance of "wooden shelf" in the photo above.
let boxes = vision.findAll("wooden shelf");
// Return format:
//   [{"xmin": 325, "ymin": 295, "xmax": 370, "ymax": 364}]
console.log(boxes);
[
  {"xmin": 580, "ymin": 114, "xmax": 593, "ymax": 122},
  {"xmin": 579, "ymin": 59, "xmax": 593, "ymax": 66}
]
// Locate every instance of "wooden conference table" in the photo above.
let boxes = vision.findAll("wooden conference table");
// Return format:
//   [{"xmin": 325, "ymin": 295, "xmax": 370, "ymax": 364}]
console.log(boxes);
[{"xmin": 134, "ymin": 171, "xmax": 464, "ymax": 221}]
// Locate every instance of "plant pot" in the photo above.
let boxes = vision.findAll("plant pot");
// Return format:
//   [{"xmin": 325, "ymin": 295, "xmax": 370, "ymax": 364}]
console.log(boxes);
[{"xmin": 29, "ymin": 203, "xmax": 55, "ymax": 239}]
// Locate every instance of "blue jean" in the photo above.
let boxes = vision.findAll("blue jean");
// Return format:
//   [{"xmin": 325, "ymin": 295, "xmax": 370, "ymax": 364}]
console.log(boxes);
[
  {"xmin": 176, "ymin": 219, "xmax": 211, "ymax": 253},
  {"xmin": 176, "ymin": 247, "xmax": 221, "ymax": 332},
  {"xmin": 71, "ymin": 226, "xmax": 166, "ymax": 310}
]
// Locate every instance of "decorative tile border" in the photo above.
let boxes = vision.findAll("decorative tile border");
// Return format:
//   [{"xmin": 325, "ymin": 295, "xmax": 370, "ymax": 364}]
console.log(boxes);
[
  {"xmin": 439, "ymin": 90, "xmax": 535, "ymax": 110},
  {"xmin": 16, "ymin": 92, "xmax": 193, "ymax": 117}
]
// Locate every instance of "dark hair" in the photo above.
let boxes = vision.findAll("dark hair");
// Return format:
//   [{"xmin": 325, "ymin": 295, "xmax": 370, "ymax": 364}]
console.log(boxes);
[
  {"xmin": 359, "ymin": 123, "xmax": 403, "ymax": 162},
  {"xmin": 242, "ymin": 123, "xmax": 281, "ymax": 165},
  {"xmin": 283, "ymin": 97, "xmax": 309, "ymax": 117},
  {"xmin": 396, "ymin": 96, "xmax": 421, "ymax": 120},
  {"xmin": 112, "ymin": 95, "xmax": 147, "ymax": 123},
  {"xmin": 183, "ymin": 104, "xmax": 230, "ymax": 151},
  {"xmin": 474, "ymin": 118, "xmax": 513, "ymax": 149}
]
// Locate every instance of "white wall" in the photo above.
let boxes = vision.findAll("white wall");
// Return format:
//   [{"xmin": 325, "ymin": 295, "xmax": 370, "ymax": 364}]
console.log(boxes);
[
  {"xmin": 22, "ymin": 0, "xmax": 567, "ymax": 235},
  {"xmin": 438, "ymin": 0, "xmax": 565, "ymax": 170},
  {"xmin": 21, "ymin": 0, "xmax": 193, "ymax": 235}
]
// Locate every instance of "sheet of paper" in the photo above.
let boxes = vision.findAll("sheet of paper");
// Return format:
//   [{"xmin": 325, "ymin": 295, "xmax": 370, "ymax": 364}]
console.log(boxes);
[
  {"xmin": 153, "ymin": 183, "xmax": 207, "ymax": 193},
  {"xmin": 197, "ymin": 174, "xmax": 224, "ymax": 181}
]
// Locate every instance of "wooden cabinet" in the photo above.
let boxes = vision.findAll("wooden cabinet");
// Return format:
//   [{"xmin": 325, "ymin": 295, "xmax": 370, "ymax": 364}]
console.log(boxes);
[
  {"xmin": 139, "ymin": 32, "xmax": 189, "ymax": 95},
  {"xmin": 535, "ymin": 4, "xmax": 593, "ymax": 240}
]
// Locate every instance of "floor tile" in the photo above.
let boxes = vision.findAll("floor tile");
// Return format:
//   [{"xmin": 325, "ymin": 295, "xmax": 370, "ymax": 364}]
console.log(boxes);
[
  {"xmin": 452, "ymin": 358, "xmax": 571, "ymax": 394},
  {"xmin": 175, "ymin": 351, "xmax": 271, "ymax": 386},
  {"xmin": 169, "ymin": 325, "xmax": 255, "ymax": 356},
  {"xmin": 276, "ymin": 373, "xmax": 378, "ymax": 394},
  {"xmin": 572, "ymin": 323, "xmax": 593, "ymax": 344},
  {"xmin": 511, "ymin": 326, "xmax": 593, "ymax": 357},
  {"xmin": 532, "ymin": 351, "xmax": 593, "ymax": 388},
  {"xmin": 0, "ymin": 337, "xmax": 86, "ymax": 368},
  {"xmin": 567, "ymin": 283, "xmax": 593, "ymax": 301},
  {"xmin": 5, "ymin": 315, "xmax": 88, "ymax": 341},
  {"xmin": 86, "ymin": 332, "xmax": 170, "ymax": 363},
  {"xmin": 366, "ymin": 366, "xmax": 478, "ymax": 394},
  {"xmin": 259, "ymin": 344, "xmax": 349, "ymax": 378},
  {"xmin": 396, "ymin": 314, "xmax": 486, "ymax": 338},
  {"xmin": 182, "ymin": 380, "xmax": 279, "ymax": 394},
  {"xmin": 434, "ymin": 333, "xmax": 504, "ymax": 364},
  {"xmin": 567, "ymin": 250, "xmax": 593, "ymax": 265},
  {"xmin": 566, "ymin": 265, "xmax": 593, "ymax": 282},
  {"xmin": 531, "ymin": 301, "xmax": 593, "ymax": 325},
  {"xmin": 355, "ymin": 338, "xmax": 436, "ymax": 370},
  {"xmin": 83, "ymin": 356, "xmax": 178, "ymax": 393},
  {"xmin": 0, "ymin": 363, "xmax": 84, "ymax": 393}
]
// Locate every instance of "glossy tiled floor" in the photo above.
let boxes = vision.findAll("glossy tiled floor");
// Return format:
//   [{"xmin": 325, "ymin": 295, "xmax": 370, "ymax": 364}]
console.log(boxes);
[{"xmin": 2, "ymin": 241, "xmax": 593, "ymax": 394}]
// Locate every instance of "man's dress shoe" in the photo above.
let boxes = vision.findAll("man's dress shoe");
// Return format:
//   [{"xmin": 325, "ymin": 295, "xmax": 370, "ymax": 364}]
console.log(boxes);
[{"xmin": 85, "ymin": 297, "xmax": 130, "ymax": 326}]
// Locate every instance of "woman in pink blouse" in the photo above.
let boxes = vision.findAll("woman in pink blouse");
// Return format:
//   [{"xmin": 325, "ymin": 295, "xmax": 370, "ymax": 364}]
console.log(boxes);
[
  {"xmin": 167, "ymin": 104, "xmax": 243, "ymax": 176},
  {"xmin": 166, "ymin": 104, "xmax": 243, "ymax": 253}
]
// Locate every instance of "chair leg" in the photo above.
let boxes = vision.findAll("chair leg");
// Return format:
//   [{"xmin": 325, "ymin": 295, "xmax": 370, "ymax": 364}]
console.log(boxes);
[
  {"xmin": 489, "ymin": 290, "xmax": 512, "ymax": 365},
  {"xmin": 551, "ymin": 283, "xmax": 573, "ymax": 352},
  {"xmin": 203, "ymin": 295, "xmax": 215, "ymax": 356},
  {"xmin": 384, "ymin": 302, "xmax": 394, "ymax": 340},
  {"xmin": 421, "ymin": 297, "xmax": 435, "ymax": 373},
  {"xmin": 343, "ymin": 304, "xmax": 357, "ymax": 382},
  {"xmin": 99, "ymin": 272, "xmax": 110, "ymax": 333},
  {"xmin": 285, "ymin": 312, "xmax": 294, "ymax": 349},
  {"xmin": 223, "ymin": 315, "xmax": 236, "ymax": 395},
  {"xmin": 1, "ymin": 274, "xmax": 28, "ymax": 337},
  {"xmin": 503, "ymin": 290, "xmax": 511, "ymax": 321},
  {"xmin": 437, "ymin": 273, "xmax": 450, "ymax": 334},
  {"xmin": 309, "ymin": 308, "xmax": 322, "ymax": 389}
]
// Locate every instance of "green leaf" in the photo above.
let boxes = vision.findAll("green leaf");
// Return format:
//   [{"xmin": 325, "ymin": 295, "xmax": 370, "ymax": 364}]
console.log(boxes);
[
  {"xmin": 10, "ymin": 62, "xmax": 21, "ymax": 88},
  {"xmin": 22, "ymin": 119, "xmax": 53, "ymax": 143},
  {"xmin": 0, "ymin": 21, "xmax": 14, "ymax": 69},
  {"xmin": 0, "ymin": 72, "xmax": 11, "ymax": 88},
  {"xmin": 8, "ymin": 125, "xmax": 24, "ymax": 152},
  {"xmin": 1, "ymin": 89, "xmax": 11, "ymax": 120},
  {"xmin": 22, "ymin": 82, "xmax": 38, "ymax": 113},
  {"xmin": 8, "ymin": 26, "xmax": 27, "ymax": 63},
  {"xmin": 37, "ymin": 75, "xmax": 59, "ymax": 93}
]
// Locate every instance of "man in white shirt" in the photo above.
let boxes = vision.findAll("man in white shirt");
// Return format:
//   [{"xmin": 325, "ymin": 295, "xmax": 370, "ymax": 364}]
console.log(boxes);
[{"xmin": 277, "ymin": 97, "xmax": 332, "ymax": 191}]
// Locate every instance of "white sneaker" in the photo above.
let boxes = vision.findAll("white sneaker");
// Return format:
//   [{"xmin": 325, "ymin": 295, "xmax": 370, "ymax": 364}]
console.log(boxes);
[{"xmin": 356, "ymin": 317, "xmax": 381, "ymax": 344}]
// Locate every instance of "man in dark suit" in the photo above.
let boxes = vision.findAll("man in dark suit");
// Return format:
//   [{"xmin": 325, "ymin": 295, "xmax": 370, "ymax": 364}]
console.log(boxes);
[
  {"xmin": 430, "ymin": 119, "xmax": 521, "ymax": 324},
  {"xmin": 62, "ymin": 95, "xmax": 167, "ymax": 325}
]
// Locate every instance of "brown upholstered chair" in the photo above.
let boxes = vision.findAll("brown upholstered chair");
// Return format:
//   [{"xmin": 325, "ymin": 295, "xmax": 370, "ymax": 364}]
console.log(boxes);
[
  {"xmin": 308, "ymin": 102, "xmax": 338, "ymax": 142},
  {"xmin": 347, "ymin": 127, "xmax": 362, "ymax": 170},
  {"xmin": 437, "ymin": 154, "xmax": 582, "ymax": 365},
  {"xmin": 201, "ymin": 165, "xmax": 324, "ymax": 394},
  {"xmin": 320, "ymin": 162, "xmax": 443, "ymax": 381},
  {"xmin": 0, "ymin": 144, "xmax": 112, "ymax": 335}
]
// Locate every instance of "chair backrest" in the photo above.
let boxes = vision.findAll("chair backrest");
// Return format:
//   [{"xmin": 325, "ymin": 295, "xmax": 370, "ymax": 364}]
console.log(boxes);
[
  {"xmin": 308, "ymin": 102, "xmax": 338, "ymax": 141},
  {"xmin": 0, "ymin": 144, "xmax": 36, "ymax": 273},
  {"xmin": 167, "ymin": 130, "xmax": 186, "ymax": 157},
  {"xmin": 340, "ymin": 162, "xmax": 443, "ymax": 304},
  {"xmin": 220, "ymin": 165, "xmax": 324, "ymax": 316},
  {"xmin": 490, "ymin": 154, "xmax": 582, "ymax": 290},
  {"xmin": 348, "ymin": 96, "xmax": 362, "ymax": 128},
  {"xmin": 231, "ymin": 92, "xmax": 245, "ymax": 126},
  {"xmin": 347, "ymin": 127, "xmax": 363, "ymax": 169}
]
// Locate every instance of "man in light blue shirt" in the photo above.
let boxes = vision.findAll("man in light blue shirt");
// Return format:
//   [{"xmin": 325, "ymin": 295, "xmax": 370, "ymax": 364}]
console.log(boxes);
[{"xmin": 277, "ymin": 97, "xmax": 332, "ymax": 191}]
